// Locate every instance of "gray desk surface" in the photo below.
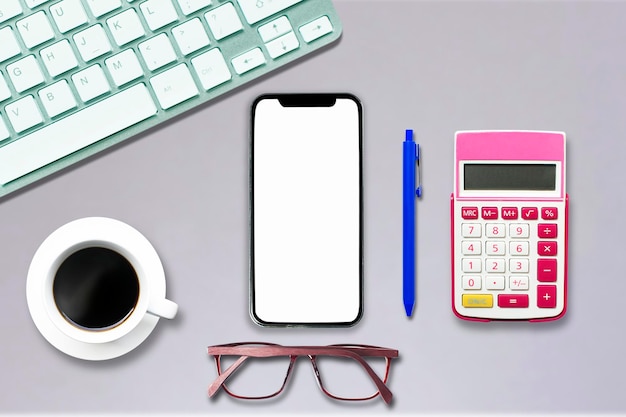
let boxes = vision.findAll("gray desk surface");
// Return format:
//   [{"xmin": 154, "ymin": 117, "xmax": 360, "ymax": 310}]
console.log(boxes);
[{"xmin": 1, "ymin": 0, "xmax": 625, "ymax": 413}]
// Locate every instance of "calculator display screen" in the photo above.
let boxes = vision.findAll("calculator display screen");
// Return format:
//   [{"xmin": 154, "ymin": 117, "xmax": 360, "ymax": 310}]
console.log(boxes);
[{"xmin": 464, "ymin": 163, "xmax": 556, "ymax": 191}]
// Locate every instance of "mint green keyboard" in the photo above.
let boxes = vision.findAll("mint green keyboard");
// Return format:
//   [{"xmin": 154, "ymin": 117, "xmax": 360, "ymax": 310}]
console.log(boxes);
[{"xmin": 0, "ymin": 0, "xmax": 342, "ymax": 197}]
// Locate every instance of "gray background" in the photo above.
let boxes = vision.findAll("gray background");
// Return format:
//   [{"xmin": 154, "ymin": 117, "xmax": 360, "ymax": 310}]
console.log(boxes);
[{"xmin": 1, "ymin": 0, "xmax": 625, "ymax": 413}]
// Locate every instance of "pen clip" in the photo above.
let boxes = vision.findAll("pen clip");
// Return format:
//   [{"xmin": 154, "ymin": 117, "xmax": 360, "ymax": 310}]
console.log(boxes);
[{"xmin": 415, "ymin": 144, "xmax": 422, "ymax": 198}]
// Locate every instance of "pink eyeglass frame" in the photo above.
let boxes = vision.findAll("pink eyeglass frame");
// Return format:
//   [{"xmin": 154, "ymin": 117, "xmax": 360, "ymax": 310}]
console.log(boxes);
[{"xmin": 207, "ymin": 342, "xmax": 399, "ymax": 405}]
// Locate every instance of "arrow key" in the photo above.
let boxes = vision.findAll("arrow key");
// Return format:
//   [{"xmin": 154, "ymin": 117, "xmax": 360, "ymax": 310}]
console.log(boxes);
[
  {"xmin": 231, "ymin": 48, "xmax": 266, "ymax": 75},
  {"xmin": 299, "ymin": 16, "xmax": 333, "ymax": 43},
  {"xmin": 265, "ymin": 31, "xmax": 299, "ymax": 59}
]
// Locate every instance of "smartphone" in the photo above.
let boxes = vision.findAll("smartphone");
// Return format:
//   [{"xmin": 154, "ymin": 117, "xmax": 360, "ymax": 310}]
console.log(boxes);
[
  {"xmin": 250, "ymin": 94, "xmax": 363, "ymax": 327},
  {"xmin": 451, "ymin": 130, "xmax": 568, "ymax": 322}
]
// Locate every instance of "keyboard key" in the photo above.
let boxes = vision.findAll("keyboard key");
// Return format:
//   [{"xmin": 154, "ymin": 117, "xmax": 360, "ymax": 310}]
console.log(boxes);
[
  {"xmin": 509, "ymin": 276, "xmax": 529, "ymax": 291},
  {"xmin": 486, "ymin": 259, "xmax": 505, "ymax": 273},
  {"xmin": 172, "ymin": 18, "xmax": 210, "ymax": 56},
  {"xmin": 176, "ymin": 0, "xmax": 212, "ymax": 15},
  {"xmin": 541, "ymin": 207, "xmax": 558, "ymax": 220},
  {"xmin": 485, "ymin": 275, "xmax": 504, "ymax": 290},
  {"xmin": 481, "ymin": 206, "xmax": 498, "ymax": 220},
  {"xmin": 105, "ymin": 49, "xmax": 144, "ymax": 87},
  {"xmin": 0, "ymin": 74, "xmax": 11, "ymax": 102},
  {"xmin": 150, "ymin": 64, "xmax": 198, "ymax": 109},
  {"xmin": 237, "ymin": 0, "xmax": 302, "ymax": 25},
  {"xmin": 139, "ymin": 34, "xmax": 177, "ymax": 71},
  {"xmin": 462, "ymin": 294, "xmax": 493, "ymax": 308},
  {"xmin": 39, "ymin": 80, "xmax": 77, "ymax": 117},
  {"xmin": 24, "ymin": 0, "xmax": 51, "ymax": 8},
  {"xmin": 537, "ymin": 285, "xmax": 557, "ymax": 308},
  {"xmin": 50, "ymin": 0, "xmax": 89, "ymax": 33},
  {"xmin": 509, "ymin": 223, "xmax": 529, "ymax": 238},
  {"xmin": 72, "ymin": 64, "xmax": 110, "ymax": 102},
  {"xmin": 485, "ymin": 241, "xmax": 505, "ymax": 256},
  {"xmin": 538, "ymin": 223, "xmax": 557, "ymax": 238},
  {"xmin": 231, "ymin": 47, "xmax": 265, "ymax": 75},
  {"xmin": 509, "ymin": 241, "xmax": 529, "ymax": 256},
  {"xmin": 107, "ymin": 9, "xmax": 146, "ymax": 46},
  {"xmin": 140, "ymin": 0, "xmax": 179, "ymax": 31},
  {"xmin": 191, "ymin": 48, "xmax": 231, "ymax": 91},
  {"xmin": 258, "ymin": 16, "xmax": 292, "ymax": 42},
  {"xmin": 205, "ymin": 3, "xmax": 243, "ymax": 40},
  {"xmin": 16, "ymin": 11, "xmax": 55, "ymax": 48},
  {"xmin": 299, "ymin": 15, "xmax": 333, "ymax": 43},
  {"xmin": 497, "ymin": 294, "xmax": 528, "ymax": 308},
  {"xmin": 5, "ymin": 95, "xmax": 44, "ymax": 133},
  {"xmin": 461, "ymin": 223, "xmax": 481, "ymax": 238},
  {"xmin": 0, "ymin": 1, "xmax": 23, "ymax": 24},
  {"xmin": 461, "ymin": 240, "xmax": 481, "ymax": 256},
  {"xmin": 40, "ymin": 40, "xmax": 79, "ymax": 77},
  {"xmin": 461, "ymin": 207, "xmax": 479, "ymax": 219},
  {"xmin": 265, "ymin": 31, "xmax": 299, "ymax": 59},
  {"xmin": 521, "ymin": 207, "xmax": 539, "ymax": 220},
  {"xmin": 462, "ymin": 258, "xmax": 481, "ymax": 273},
  {"xmin": 501, "ymin": 207, "xmax": 518, "ymax": 220},
  {"xmin": 0, "ymin": 116, "xmax": 9, "ymax": 140},
  {"xmin": 74, "ymin": 25, "xmax": 112, "ymax": 62},
  {"xmin": 538, "ymin": 241, "xmax": 557, "ymax": 256},
  {"xmin": 462, "ymin": 275, "xmax": 481, "ymax": 290},
  {"xmin": 485, "ymin": 223, "xmax": 505, "ymax": 238},
  {"xmin": 85, "ymin": 0, "xmax": 122, "ymax": 17},
  {"xmin": 0, "ymin": 84, "xmax": 157, "ymax": 185},
  {"xmin": 537, "ymin": 259, "xmax": 557, "ymax": 282},
  {"xmin": 7, "ymin": 55, "xmax": 45, "ymax": 93},
  {"xmin": 509, "ymin": 258, "xmax": 529, "ymax": 273},
  {"xmin": 0, "ymin": 27, "xmax": 21, "ymax": 64}
]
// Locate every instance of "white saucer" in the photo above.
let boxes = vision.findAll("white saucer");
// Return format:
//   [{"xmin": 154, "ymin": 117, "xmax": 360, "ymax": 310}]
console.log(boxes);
[{"xmin": 26, "ymin": 217, "xmax": 172, "ymax": 361}]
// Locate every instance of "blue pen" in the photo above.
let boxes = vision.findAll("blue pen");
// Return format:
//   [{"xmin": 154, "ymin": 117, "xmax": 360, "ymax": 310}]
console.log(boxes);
[{"xmin": 403, "ymin": 129, "xmax": 422, "ymax": 317}]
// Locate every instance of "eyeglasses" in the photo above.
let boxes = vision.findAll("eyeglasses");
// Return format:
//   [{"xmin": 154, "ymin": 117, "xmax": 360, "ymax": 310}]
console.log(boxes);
[{"xmin": 207, "ymin": 342, "xmax": 399, "ymax": 405}]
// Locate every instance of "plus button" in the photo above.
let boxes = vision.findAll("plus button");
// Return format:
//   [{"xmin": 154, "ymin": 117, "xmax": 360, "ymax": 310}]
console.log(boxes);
[{"xmin": 537, "ymin": 285, "xmax": 557, "ymax": 308}]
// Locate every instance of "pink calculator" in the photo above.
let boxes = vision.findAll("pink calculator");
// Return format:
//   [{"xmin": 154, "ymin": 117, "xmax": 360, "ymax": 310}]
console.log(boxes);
[{"xmin": 451, "ymin": 131, "xmax": 568, "ymax": 321}]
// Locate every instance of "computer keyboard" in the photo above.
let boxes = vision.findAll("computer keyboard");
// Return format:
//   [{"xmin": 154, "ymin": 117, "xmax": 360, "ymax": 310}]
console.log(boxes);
[{"xmin": 0, "ymin": 0, "xmax": 342, "ymax": 197}]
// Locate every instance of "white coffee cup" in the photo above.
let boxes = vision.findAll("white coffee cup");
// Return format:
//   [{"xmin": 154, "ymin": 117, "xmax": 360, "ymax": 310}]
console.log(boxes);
[{"xmin": 26, "ymin": 217, "xmax": 178, "ymax": 360}]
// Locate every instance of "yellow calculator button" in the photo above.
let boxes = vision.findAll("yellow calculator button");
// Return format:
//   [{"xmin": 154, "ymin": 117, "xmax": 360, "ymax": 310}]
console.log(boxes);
[{"xmin": 462, "ymin": 294, "xmax": 493, "ymax": 308}]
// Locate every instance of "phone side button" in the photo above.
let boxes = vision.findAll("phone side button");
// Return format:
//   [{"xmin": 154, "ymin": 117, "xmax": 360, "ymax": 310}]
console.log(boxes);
[{"xmin": 462, "ymin": 294, "xmax": 493, "ymax": 308}]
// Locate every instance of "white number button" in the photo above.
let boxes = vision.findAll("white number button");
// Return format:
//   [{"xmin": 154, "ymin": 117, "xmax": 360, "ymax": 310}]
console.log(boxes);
[
  {"xmin": 486, "ymin": 241, "xmax": 505, "ymax": 256},
  {"xmin": 509, "ymin": 241, "xmax": 529, "ymax": 256},
  {"xmin": 462, "ymin": 258, "xmax": 482, "ymax": 273},
  {"xmin": 461, "ymin": 223, "xmax": 481, "ymax": 238},
  {"xmin": 461, "ymin": 241, "xmax": 481, "ymax": 256},
  {"xmin": 486, "ymin": 259, "xmax": 505, "ymax": 273},
  {"xmin": 509, "ymin": 223, "xmax": 529, "ymax": 238},
  {"xmin": 509, "ymin": 259, "xmax": 529, "ymax": 273},
  {"xmin": 486, "ymin": 224, "xmax": 505, "ymax": 238},
  {"xmin": 485, "ymin": 275, "xmax": 505, "ymax": 290},
  {"xmin": 462, "ymin": 275, "xmax": 482, "ymax": 290}
]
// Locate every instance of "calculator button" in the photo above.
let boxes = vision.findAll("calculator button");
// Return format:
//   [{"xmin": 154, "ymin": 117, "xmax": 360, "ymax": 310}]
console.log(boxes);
[
  {"xmin": 537, "ymin": 259, "xmax": 557, "ymax": 282},
  {"xmin": 485, "ymin": 241, "xmax": 505, "ymax": 256},
  {"xmin": 461, "ymin": 207, "xmax": 479, "ymax": 219},
  {"xmin": 485, "ymin": 275, "xmax": 505, "ymax": 290},
  {"xmin": 485, "ymin": 223, "xmax": 505, "ymax": 238},
  {"xmin": 509, "ymin": 223, "xmax": 529, "ymax": 238},
  {"xmin": 509, "ymin": 276, "xmax": 529, "ymax": 290},
  {"xmin": 538, "ymin": 241, "xmax": 557, "ymax": 256},
  {"xmin": 521, "ymin": 207, "xmax": 538, "ymax": 220},
  {"xmin": 485, "ymin": 258, "xmax": 505, "ymax": 273},
  {"xmin": 462, "ymin": 241, "xmax": 481, "ymax": 255},
  {"xmin": 498, "ymin": 294, "xmax": 529, "ymax": 308},
  {"xmin": 509, "ymin": 241, "xmax": 529, "ymax": 256},
  {"xmin": 461, "ymin": 223, "xmax": 481, "ymax": 238},
  {"xmin": 481, "ymin": 207, "xmax": 498, "ymax": 220},
  {"xmin": 541, "ymin": 207, "xmax": 558, "ymax": 220},
  {"xmin": 537, "ymin": 285, "xmax": 557, "ymax": 308},
  {"xmin": 501, "ymin": 207, "xmax": 518, "ymax": 219},
  {"xmin": 462, "ymin": 294, "xmax": 493, "ymax": 308},
  {"xmin": 509, "ymin": 258, "xmax": 529, "ymax": 273},
  {"xmin": 462, "ymin": 258, "xmax": 481, "ymax": 273},
  {"xmin": 538, "ymin": 223, "xmax": 557, "ymax": 239},
  {"xmin": 462, "ymin": 275, "xmax": 482, "ymax": 290}
]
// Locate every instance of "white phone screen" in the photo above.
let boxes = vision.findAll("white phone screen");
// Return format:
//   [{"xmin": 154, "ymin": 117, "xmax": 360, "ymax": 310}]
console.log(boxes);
[{"xmin": 251, "ymin": 95, "xmax": 362, "ymax": 326}]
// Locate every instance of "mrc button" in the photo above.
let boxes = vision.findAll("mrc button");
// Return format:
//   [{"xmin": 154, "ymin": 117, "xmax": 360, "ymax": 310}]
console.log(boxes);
[{"xmin": 461, "ymin": 207, "xmax": 479, "ymax": 219}]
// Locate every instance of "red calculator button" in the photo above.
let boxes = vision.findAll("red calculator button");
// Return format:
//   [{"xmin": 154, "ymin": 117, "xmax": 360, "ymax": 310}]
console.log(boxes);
[
  {"xmin": 481, "ymin": 207, "xmax": 498, "ymax": 220},
  {"xmin": 538, "ymin": 224, "xmax": 557, "ymax": 238},
  {"xmin": 501, "ymin": 207, "xmax": 518, "ymax": 220},
  {"xmin": 538, "ymin": 241, "xmax": 557, "ymax": 256},
  {"xmin": 537, "ymin": 285, "xmax": 557, "ymax": 308},
  {"xmin": 541, "ymin": 207, "xmax": 558, "ymax": 220},
  {"xmin": 537, "ymin": 259, "xmax": 557, "ymax": 282},
  {"xmin": 498, "ymin": 294, "xmax": 529, "ymax": 308},
  {"xmin": 462, "ymin": 207, "xmax": 479, "ymax": 219},
  {"xmin": 521, "ymin": 207, "xmax": 538, "ymax": 220}
]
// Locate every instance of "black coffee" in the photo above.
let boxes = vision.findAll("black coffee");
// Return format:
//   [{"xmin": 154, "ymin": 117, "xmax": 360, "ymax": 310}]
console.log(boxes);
[{"xmin": 53, "ymin": 247, "xmax": 140, "ymax": 330}]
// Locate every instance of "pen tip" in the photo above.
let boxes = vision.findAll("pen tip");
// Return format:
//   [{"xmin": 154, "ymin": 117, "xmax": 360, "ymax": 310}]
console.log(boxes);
[{"xmin": 404, "ymin": 303, "xmax": 414, "ymax": 317}]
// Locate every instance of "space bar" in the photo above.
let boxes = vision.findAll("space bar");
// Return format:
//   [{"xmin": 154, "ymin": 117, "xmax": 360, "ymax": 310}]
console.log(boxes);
[{"xmin": 0, "ymin": 83, "xmax": 157, "ymax": 185}]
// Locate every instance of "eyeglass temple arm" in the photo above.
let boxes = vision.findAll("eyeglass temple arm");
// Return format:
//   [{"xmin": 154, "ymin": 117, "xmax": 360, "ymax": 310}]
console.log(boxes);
[{"xmin": 207, "ymin": 355, "xmax": 249, "ymax": 397}]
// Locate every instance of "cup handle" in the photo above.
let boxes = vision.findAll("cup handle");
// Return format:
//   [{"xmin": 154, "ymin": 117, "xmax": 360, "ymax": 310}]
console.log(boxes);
[{"xmin": 147, "ymin": 298, "xmax": 178, "ymax": 320}]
